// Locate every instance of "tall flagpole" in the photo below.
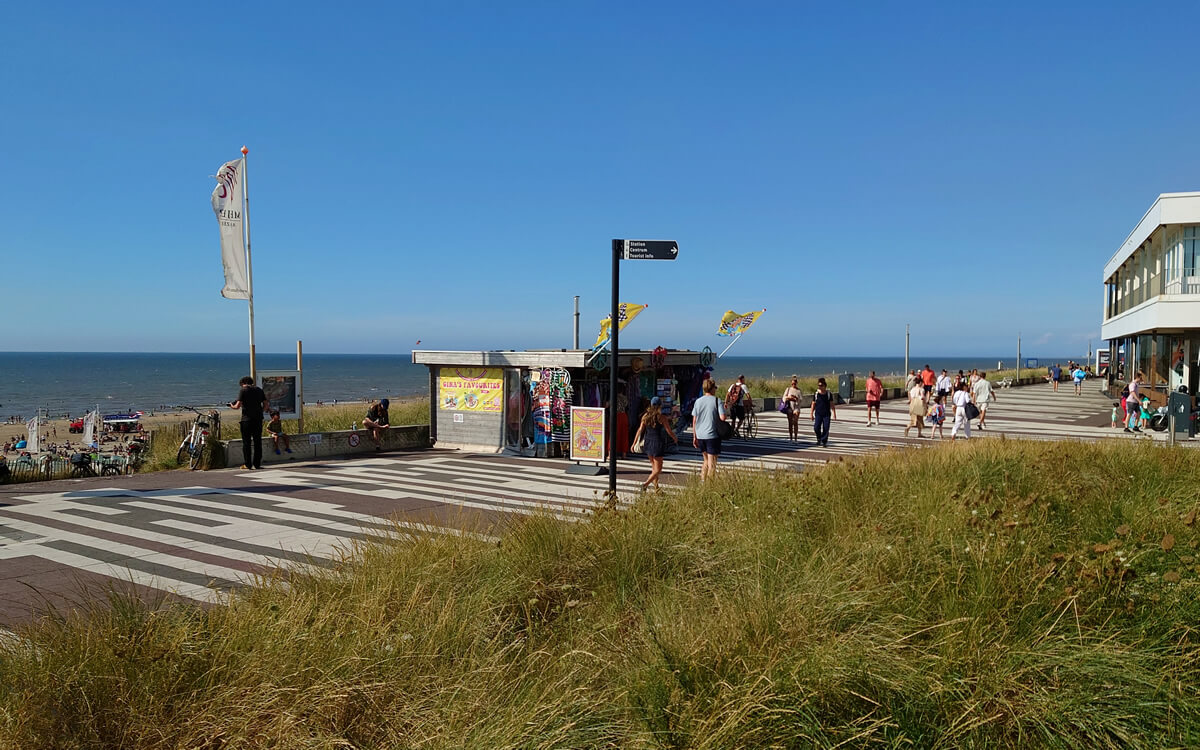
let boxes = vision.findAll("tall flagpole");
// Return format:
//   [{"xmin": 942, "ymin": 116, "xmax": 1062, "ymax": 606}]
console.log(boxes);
[{"xmin": 241, "ymin": 145, "xmax": 257, "ymax": 380}]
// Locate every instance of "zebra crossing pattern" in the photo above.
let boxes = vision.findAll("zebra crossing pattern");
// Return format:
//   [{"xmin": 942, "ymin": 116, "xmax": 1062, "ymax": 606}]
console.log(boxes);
[{"xmin": 0, "ymin": 382, "xmax": 1177, "ymax": 624}]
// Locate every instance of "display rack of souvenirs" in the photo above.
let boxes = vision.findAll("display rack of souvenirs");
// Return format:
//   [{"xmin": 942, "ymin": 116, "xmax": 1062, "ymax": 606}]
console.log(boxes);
[{"xmin": 530, "ymin": 368, "xmax": 573, "ymax": 455}]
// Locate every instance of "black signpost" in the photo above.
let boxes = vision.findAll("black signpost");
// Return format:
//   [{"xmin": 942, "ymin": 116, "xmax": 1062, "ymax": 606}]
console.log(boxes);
[{"xmin": 608, "ymin": 239, "xmax": 678, "ymax": 497}]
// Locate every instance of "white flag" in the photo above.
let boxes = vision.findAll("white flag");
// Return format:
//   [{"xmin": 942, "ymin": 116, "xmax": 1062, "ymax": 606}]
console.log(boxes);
[
  {"xmin": 213, "ymin": 158, "xmax": 249, "ymax": 300},
  {"xmin": 25, "ymin": 417, "xmax": 39, "ymax": 454},
  {"xmin": 83, "ymin": 409, "xmax": 98, "ymax": 446}
]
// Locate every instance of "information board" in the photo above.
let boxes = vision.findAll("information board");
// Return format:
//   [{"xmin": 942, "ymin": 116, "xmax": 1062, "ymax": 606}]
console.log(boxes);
[{"xmin": 570, "ymin": 406, "xmax": 605, "ymax": 463}]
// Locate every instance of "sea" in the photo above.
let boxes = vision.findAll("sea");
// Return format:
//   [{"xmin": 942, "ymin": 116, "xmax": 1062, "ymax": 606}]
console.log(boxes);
[{"xmin": 0, "ymin": 352, "xmax": 1070, "ymax": 419}]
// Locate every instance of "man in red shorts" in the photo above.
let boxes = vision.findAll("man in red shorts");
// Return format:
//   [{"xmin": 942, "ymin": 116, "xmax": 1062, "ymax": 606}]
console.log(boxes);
[{"xmin": 865, "ymin": 371, "xmax": 883, "ymax": 426}]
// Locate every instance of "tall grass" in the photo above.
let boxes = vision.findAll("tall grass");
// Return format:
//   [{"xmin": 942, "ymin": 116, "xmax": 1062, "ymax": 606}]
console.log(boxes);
[
  {"xmin": 2, "ymin": 439, "xmax": 1198, "ymax": 747},
  {"xmin": 217, "ymin": 399, "xmax": 430, "ymax": 440}
]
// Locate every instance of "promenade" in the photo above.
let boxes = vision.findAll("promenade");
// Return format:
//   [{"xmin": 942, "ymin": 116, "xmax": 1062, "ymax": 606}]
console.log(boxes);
[{"xmin": 0, "ymin": 382, "xmax": 1169, "ymax": 625}]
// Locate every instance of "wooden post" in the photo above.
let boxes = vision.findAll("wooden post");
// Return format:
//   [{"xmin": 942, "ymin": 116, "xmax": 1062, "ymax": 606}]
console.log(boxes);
[{"xmin": 296, "ymin": 340, "xmax": 304, "ymax": 434}]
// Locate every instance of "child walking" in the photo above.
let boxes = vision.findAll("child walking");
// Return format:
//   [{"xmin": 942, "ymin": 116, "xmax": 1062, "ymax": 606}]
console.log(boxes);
[
  {"xmin": 926, "ymin": 394, "xmax": 946, "ymax": 439},
  {"xmin": 1111, "ymin": 402, "xmax": 1120, "ymax": 429}
]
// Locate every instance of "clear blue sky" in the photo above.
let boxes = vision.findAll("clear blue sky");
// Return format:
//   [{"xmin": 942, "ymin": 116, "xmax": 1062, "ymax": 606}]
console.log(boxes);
[{"xmin": 5, "ymin": 1, "xmax": 1198, "ymax": 358}]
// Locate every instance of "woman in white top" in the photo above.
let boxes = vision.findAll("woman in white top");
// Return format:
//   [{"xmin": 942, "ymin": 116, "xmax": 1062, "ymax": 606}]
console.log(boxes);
[
  {"xmin": 951, "ymin": 382, "xmax": 972, "ymax": 440},
  {"xmin": 782, "ymin": 376, "xmax": 802, "ymax": 441}
]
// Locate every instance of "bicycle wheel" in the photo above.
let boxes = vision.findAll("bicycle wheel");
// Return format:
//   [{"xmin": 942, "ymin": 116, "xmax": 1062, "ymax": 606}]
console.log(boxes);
[
  {"xmin": 176, "ymin": 441, "xmax": 192, "ymax": 466},
  {"xmin": 188, "ymin": 440, "xmax": 204, "ymax": 470},
  {"xmin": 747, "ymin": 411, "xmax": 758, "ymax": 438}
]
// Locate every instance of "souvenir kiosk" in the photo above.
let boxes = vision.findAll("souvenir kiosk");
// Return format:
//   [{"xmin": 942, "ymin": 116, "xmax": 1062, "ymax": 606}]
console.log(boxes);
[{"xmin": 411, "ymin": 348, "xmax": 712, "ymax": 457}]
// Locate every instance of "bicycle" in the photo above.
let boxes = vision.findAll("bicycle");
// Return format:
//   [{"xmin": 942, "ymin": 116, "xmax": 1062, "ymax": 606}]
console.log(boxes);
[
  {"xmin": 177, "ymin": 406, "xmax": 218, "ymax": 470},
  {"xmin": 742, "ymin": 400, "xmax": 759, "ymax": 438}
]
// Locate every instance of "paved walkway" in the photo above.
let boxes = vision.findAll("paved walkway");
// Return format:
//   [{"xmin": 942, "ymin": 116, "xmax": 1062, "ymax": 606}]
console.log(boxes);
[{"xmin": 0, "ymin": 383, "xmax": 1174, "ymax": 625}]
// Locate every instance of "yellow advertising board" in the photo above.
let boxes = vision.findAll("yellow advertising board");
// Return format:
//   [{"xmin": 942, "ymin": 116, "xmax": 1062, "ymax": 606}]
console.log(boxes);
[
  {"xmin": 570, "ymin": 406, "xmax": 605, "ymax": 463},
  {"xmin": 439, "ymin": 367, "xmax": 503, "ymax": 412}
]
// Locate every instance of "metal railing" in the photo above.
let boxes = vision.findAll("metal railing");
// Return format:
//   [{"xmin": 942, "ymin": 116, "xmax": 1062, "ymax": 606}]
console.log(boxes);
[{"xmin": 0, "ymin": 453, "xmax": 138, "ymax": 484}]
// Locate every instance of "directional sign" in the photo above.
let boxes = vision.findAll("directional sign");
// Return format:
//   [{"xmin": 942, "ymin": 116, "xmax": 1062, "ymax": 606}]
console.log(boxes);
[{"xmin": 622, "ymin": 239, "xmax": 678, "ymax": 261}]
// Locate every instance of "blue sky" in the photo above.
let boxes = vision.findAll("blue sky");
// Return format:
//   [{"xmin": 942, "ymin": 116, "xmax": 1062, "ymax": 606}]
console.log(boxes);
[{"xmin": 4, "ymin": 1, "xmax": 1198, "ymax": 358}]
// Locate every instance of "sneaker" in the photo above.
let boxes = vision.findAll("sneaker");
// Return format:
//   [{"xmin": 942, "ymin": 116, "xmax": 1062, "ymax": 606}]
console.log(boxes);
[
  {"xmin": 1133, "ymin": 427, "xmax": 1142, "ymax": 433},
  {"xmin": 1123, "ymin": 427, "xmax": 1132, "ymax": 433},
  {"xmin": 286, "ymin": 448, "xmax": 292, "ymax": 454},
  {"xmin": 275, "ymin": 448, "xmax": 281, "ymax": 455},
  {"xmin": 239, "ymin": 464, "xmax": 250, "ymax": 469}
]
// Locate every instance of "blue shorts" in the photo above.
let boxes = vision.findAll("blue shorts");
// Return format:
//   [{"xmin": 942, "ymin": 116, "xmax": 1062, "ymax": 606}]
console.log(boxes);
[{"xmin": 696, "ymin": 437, "xmax": 722, "ymax": 456}]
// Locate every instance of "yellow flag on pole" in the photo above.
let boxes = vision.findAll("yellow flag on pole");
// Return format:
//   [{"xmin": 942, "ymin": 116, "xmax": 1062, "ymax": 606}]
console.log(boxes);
[
  {"xmin": 595, "ymin": 303, "xmax": 647, "ymax": 348},
  {"xmin": 716, "ymin": 309, "xmax": 766, "ymax": 336}
]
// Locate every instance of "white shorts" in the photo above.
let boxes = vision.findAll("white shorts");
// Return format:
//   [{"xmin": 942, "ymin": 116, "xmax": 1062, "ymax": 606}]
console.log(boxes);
[{"xmin": 978, "ymin": 402, "xmax": 989, "ymax": 413}]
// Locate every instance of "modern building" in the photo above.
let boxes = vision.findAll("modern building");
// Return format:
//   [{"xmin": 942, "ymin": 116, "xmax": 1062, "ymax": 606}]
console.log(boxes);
[{"xmin": 1102, "ymin": 192, "xmax": 1200, "ymax": 404}]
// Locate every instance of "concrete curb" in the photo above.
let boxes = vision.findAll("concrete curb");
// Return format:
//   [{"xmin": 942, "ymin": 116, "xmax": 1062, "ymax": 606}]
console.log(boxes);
[{"xmin": 223, "ymin": 425, "xmax": 430, "ymax": 467}]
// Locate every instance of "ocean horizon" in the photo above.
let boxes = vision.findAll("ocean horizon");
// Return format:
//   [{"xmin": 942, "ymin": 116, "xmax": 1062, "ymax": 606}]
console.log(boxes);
[{"xmin": 0, "ymin": 351, "xmax": 1078, "ymax": 419}]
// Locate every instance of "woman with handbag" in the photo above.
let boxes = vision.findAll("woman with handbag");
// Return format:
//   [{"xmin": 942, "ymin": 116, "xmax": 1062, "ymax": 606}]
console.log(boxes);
[
  {"xmin": 904, "ymin": 380, "xmax": 926, "ymax": 438},
  {"xmin": 691, "ymin": 378, "xmax": 728, "ymax": 481},
  {"xmin": 632, "ymin": 397, "xmax": 676, "ymax": 491},
  {"xmin": 951, "ymin": 381, "xmax": 973, "ymax": 440},
  {"xmin": 781, "ymin": 376, "xmax": 802, "ymax": 441}
]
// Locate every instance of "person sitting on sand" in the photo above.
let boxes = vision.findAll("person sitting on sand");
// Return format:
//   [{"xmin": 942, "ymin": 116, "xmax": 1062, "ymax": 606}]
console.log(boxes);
[
  {"xmin": 363, "ymin": 398, "xmax": 390, "ymax": 449},
  {"xmin": 266, "ymin": 411, "xmax": 292, "ymax": 456}
]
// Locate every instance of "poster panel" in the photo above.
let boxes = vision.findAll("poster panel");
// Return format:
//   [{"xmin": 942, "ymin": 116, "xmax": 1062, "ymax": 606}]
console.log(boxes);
[
  {"xmin": 258, "ymin": 370, "xmax": 302, "ymax": 416},
  {"xmin": 570, "ymin": 406, "xmax": 605, "ymax": 463},
  {"xmin": 439, "ymin": 367, "xmax": 503, "ymax": 412}
]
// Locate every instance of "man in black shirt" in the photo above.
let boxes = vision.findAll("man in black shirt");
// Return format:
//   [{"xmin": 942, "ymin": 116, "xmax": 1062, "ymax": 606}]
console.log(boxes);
[
  {"xmin": 363, "ymin": 398, "xmax": 390, "ymax": 450},
  {"xmin": 230, "ymin": 376, "xmax": 268, "ymax": 469}
]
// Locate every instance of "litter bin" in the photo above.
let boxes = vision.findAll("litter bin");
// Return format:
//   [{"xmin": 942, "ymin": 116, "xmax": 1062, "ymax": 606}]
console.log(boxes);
[
  {"xmin": 1169, "ymin": 391, "xmax": 1194, "ymax": 438},
  {"xmin": 838, "ymin": 373, "xmax": 855, "ymax": 403}
]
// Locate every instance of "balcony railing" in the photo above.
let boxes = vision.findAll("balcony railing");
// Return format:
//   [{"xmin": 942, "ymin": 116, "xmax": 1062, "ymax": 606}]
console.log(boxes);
[{"xmin": 1109, "ymin": 272, "xmax": 1200, "ymax": 320}]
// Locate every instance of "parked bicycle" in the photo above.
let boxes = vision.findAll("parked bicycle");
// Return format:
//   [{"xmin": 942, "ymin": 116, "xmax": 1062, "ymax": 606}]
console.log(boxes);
[{"xmin": 176, "ymin": 406, "xmax": 220, "ymax": 470}]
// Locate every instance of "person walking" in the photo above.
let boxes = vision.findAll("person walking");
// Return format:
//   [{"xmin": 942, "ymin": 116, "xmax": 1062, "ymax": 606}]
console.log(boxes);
[
  {"xmin": 926, "ymin": 394, "xmax": 946, "ymax": 439},
  {"xmin": 921, "ymin": 364, "xmax": 936, "ymax": 399},
  {"xmin": 1050, "ymin": 363, "xmax": 1062, "ymax": 392},
  {"xmin": 1124, "ymin": 371, "xmax": 1143, "ymax": 433},
  {"xmin": 971, "ymin": 371, "xmax": 997, "ymax": 430},
  {"xmin": 632, "ymin": 397, "xmax": 676, "ymax": 491},
  {"xmin": 691, "ymin": 378, "xmax": 727, "ymax": 481},
  {"xmin": 782, "ymin": 376, "xmax": 803, "ymax": 441},
  {"xmin": 950, "ymin": 381, "xmax": 972, "ymax": 440},
  {"xmin": 865, "ymin": 371, "xmax": 883, "ymax": 426},
  {"xmin": 810, "ymin": 377, "xmax": 836, "ymax": 447},
  {"xmin": 936, "ymin": 369, "xmax": 952, "ymax": 403},
  {"xmin": 905, "ymin": 370, "xmax": 919, "ymax": 392},
  {"xmin": 1071, "ymin": 364, "xmax": 1086, "ymax": 395},
  {"xmin": 904, "ymin": 378, "xmax": 926, "ymax": 438},
  {"xmin": 229, "ymin": 375, "xmax": 268, "ymax": 470}
]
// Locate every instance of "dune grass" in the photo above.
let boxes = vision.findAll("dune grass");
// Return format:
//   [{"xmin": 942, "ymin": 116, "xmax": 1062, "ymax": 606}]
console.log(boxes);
[
  {"xmin": 140, "ymin": 400, "xmax": 431, "ymax": 471},
  {"xmin": 2, "ymin": 439, "xmax": 1199, "ymax": 748}
]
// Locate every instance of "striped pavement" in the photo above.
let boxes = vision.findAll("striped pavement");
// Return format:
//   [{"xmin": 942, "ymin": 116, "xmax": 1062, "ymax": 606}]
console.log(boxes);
[{"xmin": 0, "ymin": 382, "xmax": 1177, "ymax": 624}]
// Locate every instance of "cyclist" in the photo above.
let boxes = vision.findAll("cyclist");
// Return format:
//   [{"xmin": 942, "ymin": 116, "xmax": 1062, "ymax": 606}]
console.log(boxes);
[{"xmin": 725, "ymin": 375, "xmax": 749, "ymax": 437}]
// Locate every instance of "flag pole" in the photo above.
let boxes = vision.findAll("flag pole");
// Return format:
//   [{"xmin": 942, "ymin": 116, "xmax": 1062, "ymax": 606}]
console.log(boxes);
[
  {"xmin": 241, "ymin": 145, "xmax": 257, "ymax": 381},
  {"xmin": 717, "ymin": 334, "xmax": 742, "ymax": 359}
]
